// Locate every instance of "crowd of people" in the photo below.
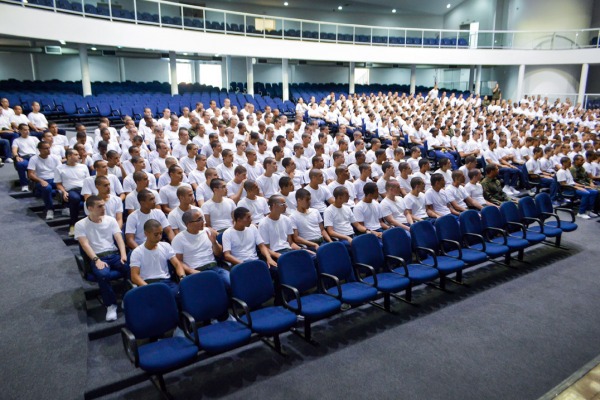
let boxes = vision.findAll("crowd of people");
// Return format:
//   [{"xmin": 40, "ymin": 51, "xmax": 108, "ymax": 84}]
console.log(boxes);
[{"xmin": 2, "ymin": 87, "xmax": 599, "ymax": 321}]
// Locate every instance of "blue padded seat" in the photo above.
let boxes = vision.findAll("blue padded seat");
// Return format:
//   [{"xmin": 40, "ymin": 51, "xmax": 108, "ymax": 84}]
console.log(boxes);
[
  {"xmin": 240, "ymin": 307, "xmax": 298, "ymax": 336},
  {"xmin": 137, "ymin": 338, "xmax": 199, "ymax": 374},
  {"xmin": 535, "ymin": 192, "xmax": 578, "ymax": 233},
  {"xmin": 499, "ymin": 202, "xmax": 546, "ymax": 244},
  {"xmin": 196, "ymin": 322, "xmax": 251, "ymax": 354}
]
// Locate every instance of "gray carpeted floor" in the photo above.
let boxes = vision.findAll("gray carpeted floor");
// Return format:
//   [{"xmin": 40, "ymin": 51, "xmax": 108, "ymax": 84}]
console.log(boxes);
[{"xmin": 1, "ymin": 161, "xmax": 599, "ymax": 400}]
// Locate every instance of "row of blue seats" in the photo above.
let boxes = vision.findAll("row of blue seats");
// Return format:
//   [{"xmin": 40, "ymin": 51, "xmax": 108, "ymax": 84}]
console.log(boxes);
[{"xmin": 120, "ymin": 192, "xmax": 576, "ymax": 396}]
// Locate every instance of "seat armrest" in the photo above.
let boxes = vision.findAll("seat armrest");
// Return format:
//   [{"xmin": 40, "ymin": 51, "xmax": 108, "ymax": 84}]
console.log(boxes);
[
  {"xmin": 121, "ymin": 328, "xmax": 139, "ymax": 367},
  {"xmin": 540, "ymin": 211, "xmax": 561, "ymax": 227},
  {"xmin": 463, "ymin": 232, "xmax": 486, "ymax": 252},
  {"xmin": 440, "ymin": 239, "xmax": 462, "ymax": 259},
  {"xmin": 555, "ymin": 207, "xmax": 576, "ymax": 223},
  {"xmin": 384, "ymin": 254, "xmax": 409, "ymax": 276},
  {"xmin": 280, "ymin": 283, "xmax": 301, "ymax": 314},
  {"xmin": 353, "ymin": 262, "xmax": 378, "ymax": 287},
  {"xmin": 231, "ymin": 297, "xmax": 252, "ymax": 329},
  {"xmin": 180, "ymin": 311, "xmax": 200, "ymax": 348},
  {"xmin": 483, "ymin": 227, "xmax": 508, "ymax": 245},
  {"xmin": 319, "ymin": 272, "xmax": 342, "ymax": 299},
  {"xmin": 415, "ymin": 246, "xmax": 438, "ymax": 269},
  {"xmin": 505, "ymin": 221, "xmax": 527, "ymax": 239}
]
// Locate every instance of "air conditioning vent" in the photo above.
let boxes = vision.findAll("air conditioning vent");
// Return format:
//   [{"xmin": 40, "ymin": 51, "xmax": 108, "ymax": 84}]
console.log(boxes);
[{"xmin": 44, "ymin": 46, "xmax": 62, "ymax": 55}]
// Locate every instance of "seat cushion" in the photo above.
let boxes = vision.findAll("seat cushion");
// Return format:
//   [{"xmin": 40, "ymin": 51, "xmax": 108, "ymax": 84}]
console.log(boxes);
[
  {"xmin": 327, "ymin": 282, "xmax": 378, "ymax": 306},
  {"xmin": 470, "ymin": 242, "xmax": 509, "ymax": 258},
  {"xmin": 242, "ymin": 306, "xmax": 297, "ymax": 336},
  {"xmin": 491, "ymin": 236, "xmax": 529, "ymax": 250},
  {"xmin": 364, "ymin": 272, "xmax": 410, "ymax": 293},
  {"xmin": 528, "ymin": 225, "xmax": 562, "ymax": 237},
  {"xmin": 138, "ymin": 337, "xmax": 198, "ymax": 373},
  {"xmin": 545, "ymin": 220, "xmax": 577, "ymax": 232},
  {"xmin": 446, "ymin": 249, "xmax": 488, "ymax": 265},
  {"xmin": 512, "ymin": 230, "xmax": 546, "ymax": 244},
  {"xmin": 198, "ymin": 321, "xmax": 252, "ymax": 354},
  {"xmin": 288, "ymin": 293, "xmax": 341, "ymax": 320},
  {"xmin": 422, "ymin": 256, "xmax": 465, "ymax": 274},
  {"xmin": 399, "ymin": 264, "xmax": 439, "ymax": 284}
]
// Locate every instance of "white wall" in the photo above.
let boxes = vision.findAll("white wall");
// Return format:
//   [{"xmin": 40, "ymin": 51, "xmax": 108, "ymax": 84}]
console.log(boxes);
[
  {"xmin": 370, "ymin": 68, "xmax": 411, "ymax": 85},
  {"xmin": 253, "ymin": 64, "xmax": 282, "ymax": 83},
  {"xmin": 293, "ymin": 65, "xmax": 348, "ymax": 84},
  {"xmin": 523, "ymin": 65, "xmax": 580, "ymax": 98},
  {"xmin": 490, "ymin": 65, "xmax": 519, "ymax": 100},
  {"xmin": 0, "ymin": 52, "xmax": 33, "ymax": 80},
  {"xmin": 443, "ymin": 0, "xmax": 498, "ymax": 30},
  {"xmin": 35, "ymin": 54, "xmax": 81, "ymax": 81},
  {"xmin": 122, "ymin": 58, "xmax": 169, "ymax": 82}
]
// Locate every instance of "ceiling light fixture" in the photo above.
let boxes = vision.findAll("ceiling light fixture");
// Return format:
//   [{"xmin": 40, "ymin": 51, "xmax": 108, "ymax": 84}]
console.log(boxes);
[
  {"xmin": 183, "ymin": 52, "xmax": 188, "ymax": 55},
  {"xmin": 446, "ymin": 3, "xmax": 451, "ymax": 8},
  {"xmin": 91, "ymin": 47, "xmax": 97, "ymax": 51},
  {"xmin": 338, "ymin": 5, "xmax": 342, "ymax": 10},
  {"xmin": 392, "ymin": 9, "xmax": 396, "ymax": 13},
  {"xmin": 59, "ymin": 40, "xmax": 66, "ymax": 45},
  {"xmin": 284, "ymin": 1, "xmax": 288, "ymax": 5}
]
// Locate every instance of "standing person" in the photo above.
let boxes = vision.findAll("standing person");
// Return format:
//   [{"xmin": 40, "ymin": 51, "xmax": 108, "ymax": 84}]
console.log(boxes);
[
  {"xmin": 491, "ymin": 82, "xmax": 502, "ymax": 101},
  {"xmin": 74, "ymin": 196, "xmax": 128, "ymax": 322},
  {"xmin": 27, "ymin": 141, "xmax": 61, "ymax": 220},
  {"xmin": 55, "ymin": 149, "xmax": 90, "ymax": 237}
]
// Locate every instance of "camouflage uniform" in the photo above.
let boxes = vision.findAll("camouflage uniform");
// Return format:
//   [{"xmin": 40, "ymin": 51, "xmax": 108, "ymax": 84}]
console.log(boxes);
[
  {"xmin": 570, "ymin": 165, "xmax": 591, "ymax": 186},
  {"xmin": 481, "ymin": 176, "xmax": 510, "ymax": 205}
]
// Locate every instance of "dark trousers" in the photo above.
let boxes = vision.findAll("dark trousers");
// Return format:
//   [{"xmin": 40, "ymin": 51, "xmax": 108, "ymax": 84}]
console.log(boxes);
[
  {"xmin": 36, "ymin": 179, "xmax": 56, "ymax": 211},
  {"xmin": 15, "ymin": 158, "xmax": 30, "ymax": 186},
  {"xmin": 68, "ymin": 188, "xmax": 83, "ymax": 226},
  {"xmin": 92, "ymin": 253, "xmax": 129, "ymax": 306}
]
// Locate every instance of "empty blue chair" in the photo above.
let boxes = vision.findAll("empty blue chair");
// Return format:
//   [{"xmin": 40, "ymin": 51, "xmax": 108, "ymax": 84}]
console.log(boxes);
[
  {"xmin": 230, "ymin": 260, "xmax": 297, "ymax": 354},
  {"xmin": 316, "ymin": 242, "xmax": 378, "ymax": 307},
  {"xmin": 435, "ymin": 214, "xmax": 489, "ymax": 266},
  {"xmin": 278, "ymin": 250, "xmax": 341, "ymax": 342},
  {"xmin": 459, "ymin": 210, "xmax": 511, "ymax": 264},
  {"xmin": 180, "ymin": 271, "xmax": 251, "ymax": 354},
  {"xmin": 122, "ymin": 284, "xmax": 199, "ymax": 395},
  {"xmin": 499, "ymin": 202, "xmax": 546, "ymax": 245},
  {"xmin": 518, "ymin": 196, "xmax": 563, "ymax": 247},
  {"xmin": 410, "ymin": 221, "xmax": 466, "ymax": 289},
  {"xmin": 351, "ymin": 234, "xmax": 411, "ymax": 310},
  {"xmin": 535, "ymin": 193, "xmax": 578, "ymax": 233},
  {"xmin": 481, "ymin": 205, "xmax": 530, "ymax": 261}
]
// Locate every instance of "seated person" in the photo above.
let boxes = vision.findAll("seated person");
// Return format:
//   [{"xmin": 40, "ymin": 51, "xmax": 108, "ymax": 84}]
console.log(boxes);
[
  {"xmin": 226, "ymin": 165, "xmax": 247, "ymax": 204},
  {"xmin": 159, "ymin": 165, "xmax": 192, "ymax": 214},
  {"xmin": 201, "ymin": 178, "xmax": 236, "ymax": 233},
  {"xmin": 87, "ymin": 176, "xmax": 124, "ymax": 229},
  {"xmin": 222, "ymin": 207, "xmax": 276, "ymax": 268},
  {"xmin": 172, "ymin": 209, "xmax": 228, "ymax": 288},
  {"xmin": 481, "ymin": 164, "xmax": 511, "ymax": 206},
  {"xmin": 425, "ymin": 173, "xmax": 460, "ymax": 219},
  {"xmin": 404, "ymin": 176, "xmax": 429, "ymax": 224},
  {"xmin": 124, "ymin": 171, "xmax": 162, "ymax": 214},
  {"xmin": 55, "ymin": 149, "xmax": 90, "ymax": 236},
  {"xmin": 82, "ymin": 160, "xmax": 125, "ymax": 201},
  {"xmin": 445, "ymin": 170, "xmax": 482, "ymax": 212},
  {"xmin": 380, "ymin": 180, "xmax": 410, "ymax": 231},
  {"xmin": 125, "ymin": 189, "xmax": 174, "ymax": 249},
  {"xmin": 557, "ymin": 156, "xmax": 598, "ymax": 219},
  {"xmin": 74, "ymin": 195, "xmax": 128, "ymax": 322},
  {"xmin": 323, "ymin": 186, "xmax": 370, "ymax": 245},
  {"xmin": 465, "ymin": 169, "xmax": 495, "ymax": 208},
  {"xmin": 238, "ymin": 181, "xmax": 270, "ymax": 225},
  {"xmin": 526, "ymin": 146, "xmax": 559, "ymax": 205},
  {"xmin": 130, "ymin": 219, "xmax": 187, "ymax": 299},
  {"xmin": 256, "ymin": 157, "xmax": 281, "ymax": 198},
  {"xmin": 258, "ymin": 195, "xmax": 301, "ymax": 261},
  {"xmin": 122, "ymin": 156, "xmax": 157, "ymax": 193},
  {"xmin": 353, "ymin": 182, "xmax": 388, "ymax": 237},
  {"xmin": 27, "ymin": 141, "xmax": 61, "ymax": 220},
  {"xmin": 167, "ymin": 186, "xmax": 202, "ymax": 234},
  {"xmin": 12, "ymin": 123, "xmax": 40, "ymax": 192},
  {"xmin": 290, "ymin": 188, "xmax": 332, "ymax": 251}
]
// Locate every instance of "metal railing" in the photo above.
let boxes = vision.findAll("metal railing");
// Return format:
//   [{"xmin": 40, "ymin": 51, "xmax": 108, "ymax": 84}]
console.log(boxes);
[{"xmin": 4, "ymin": 0, "xmax": 600, "ymax": 50}]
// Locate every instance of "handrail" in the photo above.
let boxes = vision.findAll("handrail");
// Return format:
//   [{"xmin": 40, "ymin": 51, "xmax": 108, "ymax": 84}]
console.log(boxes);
[{"xmin": 3, "ymin": 0, "xmax": 600, "ymax": 50}]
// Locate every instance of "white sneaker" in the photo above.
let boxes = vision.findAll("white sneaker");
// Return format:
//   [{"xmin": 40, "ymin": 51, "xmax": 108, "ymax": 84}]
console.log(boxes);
[
  {"xmin": 502, "ymin": 186, "xmax": 513, "ymax": 195},
  {"xmin": 21, "ymin": 185, "xmax": 29, "ymax": 192},
  {"xmin": 5, "ymin": 158, "xmax": 13, "ymax": 163},
  {"xmin": 510, "ymin": 187, "xmax": 521, "ymax": 195},
  {"xmin": 62, "ymin": 208, "xmax": 70, "ymax": 217},
  {"xmin": 577, "ymin": 213, "xmax": 591, "ymax": 220},
  {"xmin": 46, "ymin": 210, "xmax": 54, "ymax": 220},
  {"xmin": 588, "ymin": 211, "xmax": 599, "ymax": 218},
  {"xmin": 68, "ymin": 225, "xmax": 75, "ymax": 237},
  {"xmin": 105, "ymin": 304, "xmax": 118, "ymax": 322}
]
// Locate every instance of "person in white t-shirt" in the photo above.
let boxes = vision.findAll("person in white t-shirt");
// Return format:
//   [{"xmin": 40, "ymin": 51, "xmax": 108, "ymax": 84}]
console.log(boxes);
[
  {"xmin": 74, "ymin": 196, "xmax": 128, "ymax": 322},
  {"xmin": 464, "ymin": 169, "xmax": 494, "ymax": 208},
  {"xmin": 130, "ymin": 219, "xmax": 187, "ymax": 299},
  {"xmin": 445, "ymin": 170, "xmax": 481, "ymax": 212},
  {"xmin": 323, "ymin": 186, "xmax": 370, "ymax": 245},
  {"xmin": 556, "ymin": 156, "xmax": 598, "ymax": 219},
  {"xmin": 353, "ymin": 182, "xmax": 388, "ymax": 238},
  {"xmin": 304, "ymin": 169, "xmax": 334, "ymax": 213},
  {"xmin": 81, "ymin": 160, "xmax": 125, "ymax": 202},
  {"xmin": 403, "ymin": 176, "xmax": 429, "ymax": 223},
  {"xmin": 380, "ymin": 180, "xmax": 410, "ymax": 231},
  {"xmin": 222, "ymin": 207, "xmax": 276, "ymax": 268},
  {"xmin": 258, "ymin": 195, "xmax": 301, "ymax": 261},
  {"xmin": 125, "ymin": 189, "xmax": 174, "ymax": 249},
  {"xmin": 12, "ymin": 124, "xmax": 40, "ymax": 191},
  {"xmin": 425, "ymin": 173, "xmax": 458, "ymax": 219},
  {"xmin": 159, "ymin": 165, "xmax": 192, "ymax": 214},
  {"xmin": 124, "ymin": 171, "xmax": 162, "ymax": 214},
  {"xmin": 290, "ymin": 188, "xmax": 332, "ymax": 251},
  {"xmin": 27, "ymin": 141, "xmax": 61, "ymax": 220},
  {"xmin": 172, "ymin": 208, "xmax": 229, "ymax": 288},
  {"xmin": 201, "ymin": 178, "xmax": 236, "ymax": 232},
  {"xmin": 86, "ymin": 176, "xmax": 124, "ymax": 229},
  {"xmin": 27, "ymin": 101, "xmax": 48, "ymax": 132},
  {"xmin": 55, "ymin": 149, "xmax": 91, "ymax": 236},
  {"xmin": 167, "ymin": 186, "xmax": 201, "ymax": 234},
  {"xmin": 238, "ymin": 181, "xmax": 270, "ymax": 224}
]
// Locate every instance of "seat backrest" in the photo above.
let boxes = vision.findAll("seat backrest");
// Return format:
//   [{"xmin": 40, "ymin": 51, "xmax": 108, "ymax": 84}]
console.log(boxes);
[
  {"xmin": 518, "ymin": 196, "xmax": 540, "ymax": 219},
  {"xmin": 351, "ymin": 234, "xmax": 385, "ymax": 273},
  {"xmin": 410, "ymin": 220, "xmax": 439, "ymax": 250},
  {"xmin": 500, "ymin": 201, "xmax": 522, "ymax": 226},
  {"xmin": 481, "ymin": 205, "xmax": 506, "ymax": 229},
  {"xmin": 124, "ymin": 284, "xmax": 179, "ymax": 339},
  {"xmin": 382, "ymin": 227, "xmax": 413, "ymax": 263},
  {"xmin": 435, "ymin": 214, "xmax": 462, "ymax": 245},
  {"xmin": 180, "ymin": 271, "xmax": 229, "ymax": 322},
  {"xmin": 316, "ymin": 242, "xmax": 355, "ymax": 282},
  {"xmin": 230, "ymin": 260, "xmax": 274, "ymax": 309},
  {"xmin": 459, "ymin": 210, "xmax": 483, "ymax": 235},
  {"xmin": 278, "ymin": 250, "xmax": 318, "ymax": 294},
  {"xmin": 535, "ymin": 192, "xmax": 553, "ymax": 215}
]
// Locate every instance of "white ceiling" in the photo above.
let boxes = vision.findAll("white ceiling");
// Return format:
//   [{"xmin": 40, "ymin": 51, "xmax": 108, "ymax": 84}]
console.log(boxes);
[{"xmin": 215, "ymin": 0, "xmax": 467, "ymax": 16}]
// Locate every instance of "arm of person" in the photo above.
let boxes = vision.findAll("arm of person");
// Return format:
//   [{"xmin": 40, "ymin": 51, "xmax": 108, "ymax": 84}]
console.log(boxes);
[
  {"xmin": 207, "ymin": 228, "xmax": 223, "ymax": 257},
  {"xmin": 125, "ymin": 233, "xmax": 138, "ymax": 250},
  {"xmin": 203, "ymin": 214, "xmax": 212, "ymax": 228},
  {"xmin": 130, "ymin": 266, "xmax": 147, "ymax": 286},
  {"xmin": 27, "ymin": 169, "xmax": 46, "ymax": 186},
  {"xmin": 292, "ymin": 228, "xmax": 319, "ymax": 249},
  {"xmin": 404, "ymin": 209, "xmax": 415, "ymax": 224},
  {"xmin": 169, "ymin": 256, "xmax": 187, "ymax": 281},
  {"xmin": 163, "ymin": 226, "xmax": 175, "ymax": 242},
  {"xmin": 449, "ymin": 200, "xmax": 466, "ymax": 213},
  {"xmin": 223, "ymin": 250, "xmax": 244, "ymax": 266},
  {"xmin": 78, "ymin": 236, "xmax": 108, "ymax": 270},
  {"xmin": 425, "ymin": 204, "xmax": 440, "ymax": 218},
  {"xmin": 115, "ymin": 212, "xmax": 124, "ymax": 231},
  {"xmin": 448, "ymin": 203, "xmax": 461, "ymax": 216},
  {"xmin": 55, "ymin": 182, "xmax": 69, "ymax": 201},
  {"xmin": 384, "ymin": 214, "xmax": 409, "ymax": 230},
  {"xmin": 112, "ymin": 231, "xmax": 128, "ymax": 264},
  {"xmin": 229, "ymin": 181, "xmax": 246, "ymax": 204},
  {"xmin": 464, "ymin": 196, "xmax": 483, "ymax": 211},
  {"xmin": 287, "ymin": 234, "xmax": 302, "ymax": 250},
  {"xmin": 161, "ymin": 203, "xmax": 173, "ymax": 214},
  {"xmin": 258, "ymin": 243, "xmax": 278, "ymax": 268},
  {"xmin": 174, "ymin": 254, "xmax": 199, "ymax": 275},
  {"xmin": 325, "ymin": 226, "xmax": 353, "ymax": 243},
  {"xmin": 320, "ymin": 223, "xmax": 332, "ymax": 242}
]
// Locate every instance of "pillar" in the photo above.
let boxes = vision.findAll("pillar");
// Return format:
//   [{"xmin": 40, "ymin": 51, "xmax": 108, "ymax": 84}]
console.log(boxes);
[
  {"xmin": 282, "ymin": 58, "xmax": 289, "ymax": 101},
  {"xmin": 195, "ymin": 61, "xmax": 201, "ymax": 84},
  {"xmin": 349, "ymin": 62, "xmax": 356, "ymax": 94},
  {"xmin": 169, "ymin": 51, "xmax": 178, "ymax": 95},
  {"xmin": 118, "ymin": 57, "xmax": 126, "ymax": 82},
  {"xmin": 516, "ymin": 64, "xmax": 525, "ymax": 101},
  {"xmin": 79, "ymin": 44, "xmax": 92, "ymax": 97},
  {"xmin": 410, "ymin": 64, "xmax": 416, "ymax": 95},
  {"xmin": 246, "ymin": 57, "xmax": 254, "ymax": 95},
  {"xmin": 474, "ymin": 65, "xmax": 482, "ymax": 95},
  {"xmin": 30, "ymin": 54, "xmax": 37, "ymax": 81},
  {"xmin": 468, "ymin": 66, "xmax": 475, "ymax": 92},
  {"xmin": 577, "ymin": 63, "xmax": 589, "ymax": 106},
  {"xmin": 221, "ymin": 55, "xmax": 231, "ymax": 90}
]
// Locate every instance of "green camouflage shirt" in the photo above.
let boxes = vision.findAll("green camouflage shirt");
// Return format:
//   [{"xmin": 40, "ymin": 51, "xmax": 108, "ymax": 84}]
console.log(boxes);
[
  {"xmin": 481, "ymin": 177, "xmax": 510, "ymax": 205},
  {"xmin": 570, "ymin": 166, "xmax": 590, "ymax": 185}
]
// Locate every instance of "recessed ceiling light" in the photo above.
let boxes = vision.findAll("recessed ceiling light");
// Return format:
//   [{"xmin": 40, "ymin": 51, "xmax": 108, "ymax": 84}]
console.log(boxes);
[
  {"xmin": 284, "ymin": 1, "xmax": 288, "ymax": 5},
  {"xmin": 183, "ymin": 52, "xmax": 188, "ymax": 55},
  {"xmin": 91, "ymin": 47, "xmax": 97, "ymax": 51},
  {"xmin": 117, "ymin": 46, "xmax": 122, "ymax": 49},
  {"xmin": 446, "ymin": 3, "xmax": 451, "ymax": 8},
  {"xmin": 59, "ymin": 40, "xmax": 66, "ymax": 45},
  {"xmin": 215, "ymin": 54, "xmax": 220, "ymax": 57},
  {"xmin": 392, "ymin": 9, "xmax": 396, "ymax": 13},
  {"xmin": 338, "ymin": 5, "xmax": 342, "ymax": 10}
]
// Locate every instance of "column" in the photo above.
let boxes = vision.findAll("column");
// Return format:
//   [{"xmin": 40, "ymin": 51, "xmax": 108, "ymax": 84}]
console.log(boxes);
[
  {"xmin": 577, "ymin": 63, "xmax": 589, "ymax": 106},
  {"xmin": 474, "ymin": 65, "xmax": 482, "ymax": 95},
  {"xmin": 195, "ymin": 61, "xmax": 201, "ymax": 84},
  {"xmin": 30, "ymin": 54, "xmax": 37, "ymax": 81},
  {"xmin": 349, "ymin": 62, "xmax": 356, "ymax": 94},
  {"xmin": 409, "ymin": 64, "xmax": 416, "ymax": 95},
  {"xmin": 79, "ymin": 44, "xmax": 92, "ymax": 97},
  {"xmin": 516, "ymin": 64, "xmax": 525, "ymax": 101},
  {"xmin": 169, "ymin": 51, "xmax": 178, "ymax": 96},
  {"xmin": 468, "ymin": 66, "xmax": 475, "ymax": 92},
  {"xmin": 246, "ymin": 57, "xmax": 254, "ymax": 95},
  {"xmin": 221, "ymin": 55, "xmax": 231, "ymax": 90},
  {"xmin": 118, "ymin": 57, "xmax": 126, "ymax": 82},
  {"xmin": 282, "ymin": 58, "xmax": 289, "ymax": 101}
]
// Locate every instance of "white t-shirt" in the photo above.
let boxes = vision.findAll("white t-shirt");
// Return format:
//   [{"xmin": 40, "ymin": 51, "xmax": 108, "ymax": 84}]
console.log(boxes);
[
  {"xmin": 256, "ymin": 174, "xmax": 281, "ymax": 198},
  {"xmin": 323, "ymin": 204, "xmax": 356, "ymax": 236},
  {"xmin": 171, "ymin": 229, "xmax": 216, "ymax": 269},
  {"xmin": 222, "ymin": 225, "xmax": 264, "ymax": 261},
  {"xmin": 195, "ymin": 182, "xmax": 213, "ymax": 203},
  {"xmin": 124, "ymin": 189, "xmax": 162, "ymax": 211},
  {"xmin": 404, "ymin": 192, "xmax": 428, "ymax": 219},
  {"xmin": 445, "ymin": 185, "xmax": 469, "ymax": 209},
  {"xmin": 290, "ymin": 208, "xmax": 323, "ymax": 240},
  {"xmin": 525, "ymin": 158, "xmax": 542, "ymax": 175},
  {"xmin": 167, "ymin": 205, "xmax": 202, "ymax": 232},
  {"xmin": 380, "ymin": 196, "xmax": 408, "ymax": 224},
  {"xmin": 54, "ymin": 164, "xmax": 90, "ymax": 191},
  {"xmin": 122, "ymin": 171, "xmax": 157, "ymax": 193},
  {"xmin": 305, "ymin": 184, "xmax": 333, "ymax": 213},
  {"xmin": 556, "ymin": 168, "xmax": 575, "ymax": 185},
  {"xmin": 84, "ymin": 194, "xmax": 123, "ymax": 217},
  {"xmin": 27, "ymin": 154, "xmax": 62, "ymax": 180},
  {"xmin": 74, "ymin": 216, "xmax": 120, "ymax": 254},
  {"xmin": 353, "ymin": 200, "xmax": 383, "ymax": 231},
  {"xmin": 238, "ymin": 196, "xmax": 270, "ymax": 224},
  {"xmin": 13, "ymin": 136, "xmax": 40, "ymax": 156},
  {"xmin": 125, "ymin": 209, "xmax": 170, "ymax": 245},
  {"xmin": 159, "ymin": 183, "xmax": 192, "ymax": 210},
  {"xmin": 216, "ymin": 163, "xmax": 237, "ymax": 182},
  {"xmin": 258, "ymin": 215, "xmax": 293, "ymax": 252},
  {"xmin": 28, "ymin": 112, "xmax": 48, "ymax": 129},
  {"xmin": 130, "ymin": 242, "xmax": 174, "ymax": 281},
  {"xmin": 464, "ymin": 182, "xmax": 486, "ymax": 205},
  {"xmin": 201, "ymin": 198, "xmax": 236, "ymax": 231},
  {"xmin": 328, "ymin": 181, "xmax": 357, "ymax": 207},
  {"xmin": 425, "ymin": 188, "xmax": 452, "ymax": 216},
  {"xmin": 81, "ymin": 174, "xmax": 124, "ymax": 197}
]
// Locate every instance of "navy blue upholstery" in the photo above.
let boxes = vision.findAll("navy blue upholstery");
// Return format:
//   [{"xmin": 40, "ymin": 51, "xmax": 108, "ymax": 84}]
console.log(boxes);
[
  {"xmin": 382, "ymin": 227, "xmax": 440, "ymax": 284},
  {"xmin": 435, "ymin": 215, "xmax": 488, "ymax": 265},
  {"xmin": 316, "ymin": 242, "xmax": 378, "ymax": 306},
  {"xmin": 518, "ymin": 197, "xmax": 563, "ymax": 239},
  {"xmin": 535, "ymin": 193, "xmax": 578, "ymax": 233},
  {"xmin": 459, "ymin": 210, "xmax": 511, "ymax": 259},
  {"xmin": 481, "ymin": 206, "xmax": 530, "ymax": 251},
  {"xmin": 499, "ymin": 202, "xmax": 546, "ymax": 244},
  {"xmin": 180, "ymin": 271, "xmax": 251, "ymax": 354}
]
